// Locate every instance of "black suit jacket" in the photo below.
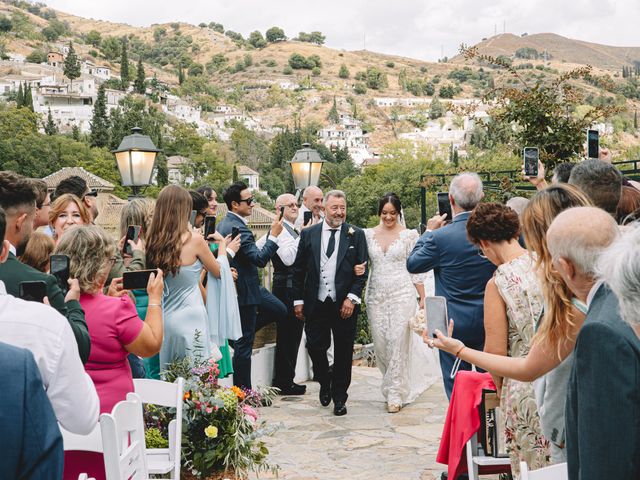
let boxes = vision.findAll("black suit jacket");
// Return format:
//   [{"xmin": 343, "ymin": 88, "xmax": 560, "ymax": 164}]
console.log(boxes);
[
  {"xmin": 565, "ymin": 285, "xmax": 640, "ymax": 480},
  {"xmin": 217, "ymin": 212, "xmax": 279, "ymax": 307},
  {"xmin": 0, "ymin": 253, "xmax": 91, "ymax": 364},
  {"xmin": 292, "ymin": 222, "xmax": 368, "ymax": 319}
]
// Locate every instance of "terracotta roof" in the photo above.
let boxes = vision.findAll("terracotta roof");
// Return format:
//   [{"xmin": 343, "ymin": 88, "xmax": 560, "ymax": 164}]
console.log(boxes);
[
  {"xmin": 43, "ymin": 167, "xmax": 115, "ymax": 192},
  {"xmin": 236, "ymin": 165, "xmax": 259, "ymax": 176},
  {"xmin": 217, "ymin": 203, "xmax": 275, "ymax": 226}
]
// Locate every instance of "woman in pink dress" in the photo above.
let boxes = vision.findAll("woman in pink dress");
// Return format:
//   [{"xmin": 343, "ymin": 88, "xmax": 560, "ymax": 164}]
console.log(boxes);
[{"xmin": 54, "ymin": 225, "xmax": 164, "ymax": 479}]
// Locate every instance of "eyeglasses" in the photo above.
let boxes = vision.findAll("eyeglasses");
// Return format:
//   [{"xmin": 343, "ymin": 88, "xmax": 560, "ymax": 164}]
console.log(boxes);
[
  {"xmin": 281, "ymin": 203, "xmax": 297, "ymax": 209},
  {"xmin": 107, "ymin": 256, "xmax": 117, "ymax": 265},
  {"xmin": 238, "ymin": 197, "xmax": 254, "ymax": 205}
]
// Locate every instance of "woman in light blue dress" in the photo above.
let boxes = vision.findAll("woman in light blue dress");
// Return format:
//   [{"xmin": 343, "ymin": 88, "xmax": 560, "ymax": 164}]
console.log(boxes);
[{"xmin": 145, "ymin": 185, "xmax": 241, "ymax": 371}]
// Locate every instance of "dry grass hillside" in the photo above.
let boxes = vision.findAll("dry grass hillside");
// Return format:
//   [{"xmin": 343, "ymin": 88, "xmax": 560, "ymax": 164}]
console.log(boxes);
[{"xmin": 452, "ymin": 33, "xmax": 640, "ymax": 71}]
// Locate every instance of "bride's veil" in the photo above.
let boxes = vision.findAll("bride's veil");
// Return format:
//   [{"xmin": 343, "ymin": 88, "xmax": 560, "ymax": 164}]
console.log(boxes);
[{"xmin": 398, "ymin": 208, "xmax": 406, "ymax": 228}]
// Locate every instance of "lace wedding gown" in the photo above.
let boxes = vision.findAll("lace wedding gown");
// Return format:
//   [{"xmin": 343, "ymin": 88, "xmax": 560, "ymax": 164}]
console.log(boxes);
[{"xmin": 364, "ymin": 228, "xmax": 440, "ymax": 406}]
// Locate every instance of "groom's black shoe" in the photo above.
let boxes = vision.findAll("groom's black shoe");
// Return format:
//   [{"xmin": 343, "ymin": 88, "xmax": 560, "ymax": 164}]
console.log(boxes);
[
  {"xmin": 319, "ymin": 382, "xmax": 331, "ymax": 406},
  {"xmin": 333, "ymin": 402, "xmax": 347, "ymax": 416},
  {"xmin": 276, "ymin": 383, "xmax": 306, "ymax": 395}
]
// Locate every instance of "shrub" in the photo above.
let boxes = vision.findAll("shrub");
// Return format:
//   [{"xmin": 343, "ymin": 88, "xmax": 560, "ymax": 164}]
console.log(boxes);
[
  {"xmin": 283, "ymin": 65, "xmax": 293, "ymax": 75},
  {"xmin": 338, "ymin": 64, "xmax": 349, "ymax": 79},
  {"xmin": 386, "ymin": 61, "xmax": 395, "ymax": 68},
  {"xmin": 288, "ymin": 53, "xmax": 307, "ymax": 69},
  {"xmin": 354, "ymin": 82, "xmax": 367, "ymax": 95},
  {"xmin": 312, "ymin": 66, "xmax": 321, "ymax": 76}
]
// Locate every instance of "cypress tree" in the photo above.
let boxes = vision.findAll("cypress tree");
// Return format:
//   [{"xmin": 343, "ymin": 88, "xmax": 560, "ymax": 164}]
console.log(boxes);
[
  {"xmin": 90, "ymin": 84, "xmax": 109, "ymax": 147},
  {"xmin": 120, "ymin": 37, "xmax": 130, "ymax": 88},
  {"xmin": 63, "ymin": 42, "xmax": 81, "ymax": 90},
  {"xmin": 24, "ymin": 84, "xmax": 34, "ymax": 111},
  {"xmin": 178, "ymin": 67, "xmax": 184, "ymax": 85},
  {"xmin": 71, "ymin": 124, "xmax": 81, "ymax": 141},
  {"xmin": 327, "ymin": 97, "xmax": 339, "ymax": 123},
  {"xmin": 134, "ymin": 58, "xmax": 146, "ymax": 94},
  {"xmin": 44, "ymin": 107, "xmax": 58, "ymax": 135},
  {"xmin": 16, "ymin": 82, "xmax": 24, "ymax": 107}
]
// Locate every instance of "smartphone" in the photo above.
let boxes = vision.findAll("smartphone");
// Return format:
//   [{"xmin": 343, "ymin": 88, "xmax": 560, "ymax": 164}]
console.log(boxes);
[
  {"xmin": 204, "ymin": 215, "xmax": 216, "ymax": 240},
  {"xmin": 303, "ymin": 210, "xmax": 313, "ymax": 226},
  {"xmin": 278, "ymin": 206, "xmax": 285, "ymax": 220},
  {"xmin": 50, "ymin": 254, "xmax": 70, "ymax": 295},
  {"xmin": 18, "ymin": 281, "xmax": 47, "ymax": 303},
  {"xmin": 123, "ymin": 225, "xmax": 142, "ymax": 256},
  {"xmin": 523, "ymin": 147, "xmax": 539, "ymax": 177},
  {"xmin": 231, "ymin": 226, "xmax": 240, "ymax": 240},
  {"xmin": 436, "ymin": 192, "xmax": 452, "ymax": 221},
  {"xmin": 123, "ymin": 269, "xmax": 156, "ymax": 290},
  {"xmin": 189, "ymin": 210, "xmax": 197, "ymax": 227},
  {"xmin": 425, "ymin": 296, "xmax": 448, "ymax": 338},
  {"xmin": 587, "ymin": 129, "xmax": 599, "ymax": 159}
]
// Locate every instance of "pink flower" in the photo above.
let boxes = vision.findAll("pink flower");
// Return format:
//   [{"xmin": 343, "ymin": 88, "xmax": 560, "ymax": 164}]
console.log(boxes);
[
  {"xmin": 206, "ymin": 407, "xmax": 213, "ymax": 414},
  {"xmin": 242, "ymin": 405, "xmax": 258, "ymax": 422}
]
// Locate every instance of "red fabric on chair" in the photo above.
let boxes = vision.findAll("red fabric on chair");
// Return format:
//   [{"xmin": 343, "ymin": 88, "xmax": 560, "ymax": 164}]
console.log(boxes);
[{"xmin": 436, "ymin": 371, "xmax": 496, "ymax": 480}]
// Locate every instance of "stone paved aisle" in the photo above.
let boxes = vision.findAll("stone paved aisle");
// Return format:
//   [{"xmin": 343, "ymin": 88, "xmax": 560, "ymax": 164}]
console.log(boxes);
[{"xmin": 251, "ymin": 367, "xmax": 449, "ymax": 480}]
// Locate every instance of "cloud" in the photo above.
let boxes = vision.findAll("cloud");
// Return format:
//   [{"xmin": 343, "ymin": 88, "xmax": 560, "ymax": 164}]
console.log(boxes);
[{"xmin": 45, "ymin": 0, "xmax": 640, "ymax": 61}]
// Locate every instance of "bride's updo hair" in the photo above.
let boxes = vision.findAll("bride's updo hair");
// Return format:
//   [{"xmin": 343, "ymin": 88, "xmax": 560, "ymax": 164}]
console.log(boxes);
[{"xmin": 377, "ymin": 192, "xmax": 403, "ymax": 219}]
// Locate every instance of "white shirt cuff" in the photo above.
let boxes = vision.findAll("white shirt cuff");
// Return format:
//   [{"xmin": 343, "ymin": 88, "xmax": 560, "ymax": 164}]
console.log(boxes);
[
  {"xmin": 293, "ymin": 300, "xmax": 304, "ymax": 306},
  {"xmin": 227, "ymin": 250, "xmax": 236, "ymax": 258},
  {"xmin": 268, "ymin": 234, "xmax": 279, "ymax": 244},
  {"xmin": 347, "ymin": 294, "xmax": 361, "ymax": 305}
]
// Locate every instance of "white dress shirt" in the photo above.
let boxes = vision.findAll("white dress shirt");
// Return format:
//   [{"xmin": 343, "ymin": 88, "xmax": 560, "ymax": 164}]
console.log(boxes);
[
  {"xmin": 0, "ymin": 280, "xmax": 100, "ymax": 434},
  {"xmin": 294, "ymin": 204, "xmax": 324, "ymax": 229},
  {"xmin": 256, "ymin": 219, "xmax": 299, "ymax": 267},
  {"xmin": 226, "ymin": 211, "xmax": 279, "ymax": 258}
]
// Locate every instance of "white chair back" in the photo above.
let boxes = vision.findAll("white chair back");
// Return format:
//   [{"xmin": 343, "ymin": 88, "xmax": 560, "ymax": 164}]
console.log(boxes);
[
  {"xmin": 100, "ymin": 394, "xmax": 149, "ymax": 480},
  {"xmin": 520, "ymin": 462, "xmax": 568, "ymax": 480},
  {"xmin": 131, "ymin": 377, "xmax": 184, "ymax": 478},
  {"xmin": 60, "ymin": 424, "xmax": 102, "ymax": 453}
]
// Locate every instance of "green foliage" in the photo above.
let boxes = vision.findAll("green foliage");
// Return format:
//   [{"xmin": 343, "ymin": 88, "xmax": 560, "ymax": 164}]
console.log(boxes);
[
  {"xmin": 100, "ymin": 36, "xmax": 121, "ymax": 61},
  {"xmin": 188, "ymin": 62, "xmax": 204, "ymax": 77},
  {"xmin": 144, "ymin": 427, "xmax": 169, "ymax": 449},
  {"xmin": 288, "ymin": 53, "xmax": 321, "ymax": 70},
  {"xmin": 206, "ymin": 53, "xmax": 228, "ymax": 73},
  {"xmin": 44, "ymin": 107, "xmax": 57, "ymax": 135},
  {"xmin": 26, "ymin": 49, "xmax": 47, "ymax": 64},
  {"xmin": 265, "ymin": 26, "xmax": 286, "ymax": 42},
  {"xmin": 429, "ymin": 96, "xmax": 443, "ymax": 119},
  {"xmin": 230, "ymin": 123, "xmax": 268, "ymax": 170},
  {"xmin": 354, "ymin": 82, "xmax": 367, "ymax": 95},
  {"xmin": 515, "ymin": 47, "xmax": 540, "ymax": 60},
  {"xmin": 338, "ymin": 64, "xmax": 350, "ymax": 79},
  {"xmin": 294, "ymin": 31, "xmax": 325, "ymax": 45},
  {"xmin": 243, "ymin": 54, "xmax": 253, "ymax": 67},
  {"xmin": 385, "ymin": 61, "xmax": 395, "ymax": 68},
  {"xmin": 312, "ymin": 66, "xmax": 321, "ymax": 76},
  {"xmin": 358, "ymin": 67, "xmax": 387, "ymax": 90},
  {"xmin": 438, "ymin": 84, "xmax": 455, "ymax": 98},
  {"xmin": 248, "ymin": 30, "xmax": 266, "ymax": 49},
  {"xmin": 209, "ymin": 22, "xmax": 224, "ymax": 33},
  {"xmin": 225, "ymin": 30, "xmax": 244, "ymax": 44},
  {"xmin": 327, "ymin": 97, "xmax": 339, "ymax": 123},
  {"xmin": 85, "ymin": 30, "xmax": 101, "ymax": 47},
  {"xmin": 282, "ymin": 65, "xmax": 293, "ymax": 75},
  {"xmin": 134, "ymin": 59, "xmax": 146, "ymax": 94},
  {"xmin": 0, "ymin": 15, "xmax": 12, "ymax": 32},
  {"xmin": 120, "ymin": 38, "xmax": 130, "ymax": 86},
  {"xmin": 63, "ymin": 43, "xmax": 81, "ymax": 85}
]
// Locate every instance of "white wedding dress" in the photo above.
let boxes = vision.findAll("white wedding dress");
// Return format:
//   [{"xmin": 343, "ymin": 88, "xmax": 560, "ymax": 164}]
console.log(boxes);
[{"xmin": 364, "ymin": 228, "xmax": 440, "ymax": 406}]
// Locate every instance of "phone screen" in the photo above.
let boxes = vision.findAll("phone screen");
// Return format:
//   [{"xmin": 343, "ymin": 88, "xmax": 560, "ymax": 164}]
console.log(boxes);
[
  {"xmin": 123, "ymin": 225, "xmax": 141, "ymax": 256},
  {"xmin": 523, "ymin": 147, "xmax": 539, "ymax": 177},
  {"xmin": 425, "ymin": 296, "xmax": 448, "ymax": 338},
  {"xmin": 303, "ymin": 210, "xmax": 313, "ymax": 226},
  {"xmin": 18, "ymin": 281, "xmax": 47, "ymax": 303},
  {"xmin": 123, "ymin": 270, "xmax": 155, "ymax": 290},
  {"xmin": 436, "ymin": 192, "xmax": 452, "ymax": 221},
  {"xmin": 204, "ymin": 216, "xmax": 216, "ymax": 240},
  {"xmin": 231, "ymin": 226, "xmax": 240, "ymax": 240},
  {"xmin": 50, "ymin": 254, "xmax": 70, "ymax": 294},
  {"xmin": 587, "ymin": 129, "xmax": 599, "ymax": 159}
]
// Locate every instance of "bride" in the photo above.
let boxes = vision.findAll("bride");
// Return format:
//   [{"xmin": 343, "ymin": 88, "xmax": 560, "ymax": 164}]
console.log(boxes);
[{"xmin": 357, "ymin": 193, "xmax": 439, "ymax": 413}]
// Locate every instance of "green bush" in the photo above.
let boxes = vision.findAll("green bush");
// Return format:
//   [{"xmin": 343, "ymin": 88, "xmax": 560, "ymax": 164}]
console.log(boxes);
[
  {"xmin": 282, "ymin": 65, "xmax": 293, "ymax": 75},
  {"xmin": 312, "ymin": 66, "xmax": 321, "ymax": 76},
  {"xmin": 385, "ymin": 61, "xmax": 395, "ymax": 68},
  {"xmin": 354, "ymin": 82, "xmax": 367, "ymax": 95}
]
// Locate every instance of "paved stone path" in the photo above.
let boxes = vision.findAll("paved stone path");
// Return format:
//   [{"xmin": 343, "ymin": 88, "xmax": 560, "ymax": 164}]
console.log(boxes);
[{"xmin": 251, "ymin": 367, "xmax": 450, "ymax": 480}]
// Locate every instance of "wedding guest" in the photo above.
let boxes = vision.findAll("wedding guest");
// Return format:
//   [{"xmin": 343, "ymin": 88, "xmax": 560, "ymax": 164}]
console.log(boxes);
[
  {"xmin": 19, "ymin": 231, "xmax": 55, "ymax": 272},
  {"xmin": 407, "ymin": 172, "xmax": 496, "ymax": 399},
  {"xmin": 568, "ymin": 159, "xmax": 622, "ymax": 216},
  {"xmin": 505, "ymin": 196, "xmax": 529, "ymax": 219},
  {"xmin": 295, "ymin": 185, "xmax": 324, "ymax": 228},
  {"xmin": 466, "ymin": 202, "xmax": 549, "ymax": 475},
  {"xmin": 0, "ymin": 207, "xmax": 99, "ymax": 436},
  {"xmin": 197, "ymin": 185, "xmax": 219, "ymax": 216},
  {"xmin": 189, "ymin": 190, "xmax": 210, "ymax": 229},
  {"xmin": 616, "ymin": 185, "xmax": 640, "ymax": 225},
  {"xmin": 30, "ymin": 178, "xmax": 52, "ymax": 229},
  {"xmin": 52, "ymin": 175, "xmax": 99, "ymax": 221},
  {"xmin": 146, "ymin": 185, "xmax": 240, "ymax": 370},
  {"xmin": 361, "ymin": 193, "xmax": 439, "ymax": 413},
  {"xmin": 552, "ymin": 162, "xmax": 575, "ymax": 183},
  {"xmin": 56, "ymin": 225, "xmax": 164, "ymax": 480},
  {"xmin": 0, "ymin": 171, "xmax": 91, "ymax": 364},
  {"xmin": 49, "ymin": 193, "xmax": 91, "ymax": 242}
]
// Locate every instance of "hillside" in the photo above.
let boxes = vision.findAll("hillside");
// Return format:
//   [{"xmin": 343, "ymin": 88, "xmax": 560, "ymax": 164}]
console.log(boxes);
[{"xmin": 451, "ymin": 33, "xmax": 640, "ymax": 71}]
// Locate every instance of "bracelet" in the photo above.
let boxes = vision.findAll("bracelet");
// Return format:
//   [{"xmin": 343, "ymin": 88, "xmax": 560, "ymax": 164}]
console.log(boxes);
[
  {"xmin": 455, "ymin": 345, "xmax": 466, "ymax": 358},
  {"xmin": 148, "ymin": 303, "xmax": 162, "ymax": 308}
]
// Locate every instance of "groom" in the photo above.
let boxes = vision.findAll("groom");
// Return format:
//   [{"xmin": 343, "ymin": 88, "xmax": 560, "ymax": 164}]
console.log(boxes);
[{"xmin": 292, "ymin": 190, "xmax": 368, "ymax": 416}]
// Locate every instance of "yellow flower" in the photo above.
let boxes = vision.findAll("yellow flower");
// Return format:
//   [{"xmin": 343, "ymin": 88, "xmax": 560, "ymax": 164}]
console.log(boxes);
[
  {"xmin": 231, "ymin": 386, "xmax": 246, "ymax": 400},
  {"xmin": 204, "ymin": 425, "xmax": 218, "ymax": 438}
]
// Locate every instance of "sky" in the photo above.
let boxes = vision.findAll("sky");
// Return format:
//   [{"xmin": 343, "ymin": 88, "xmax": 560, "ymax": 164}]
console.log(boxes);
[{"xmin": 44, "ymin": 0, "xmax": 640, "ymax": 61}]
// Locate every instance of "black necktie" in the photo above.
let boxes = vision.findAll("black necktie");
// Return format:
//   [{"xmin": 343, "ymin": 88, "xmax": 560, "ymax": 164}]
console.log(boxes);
[{"xmin": 325, "ymin": 229, "xmax": 337, "ymax": 258}]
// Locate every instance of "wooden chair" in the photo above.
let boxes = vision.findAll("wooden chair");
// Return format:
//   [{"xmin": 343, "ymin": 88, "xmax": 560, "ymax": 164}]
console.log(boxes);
[
  {"xmin": 99, "ymin": 395, "xmax": 149, "ymax": 480},
  {"xmin": 130, "ymin": 377, "xmax": 184, "ymax": 479},
  {"xmin": 520, "ymin": 462, "xmax": 568, "ymax": 480}
]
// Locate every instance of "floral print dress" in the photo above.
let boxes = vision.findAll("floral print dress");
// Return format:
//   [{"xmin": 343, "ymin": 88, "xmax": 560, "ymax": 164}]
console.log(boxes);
[{"xmin": 494, "ymin": 253, "xmax": 550, "ymax": 478}]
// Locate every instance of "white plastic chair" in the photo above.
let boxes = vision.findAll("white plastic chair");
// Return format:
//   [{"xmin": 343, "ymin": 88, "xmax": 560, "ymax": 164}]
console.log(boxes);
[
  {"xmin": 100, "ymin": 394, "xmax": 149, "ymax": 480},
  {"xmin": 77, "ymin": 475, "xmax": 96, "ymax": 480},
  {"xmin": 520, "ymin": 461, "xmax": 568, "ymax": 480},
  {"xmin": 465, "ymin": 433, "xmax": 511, "ymax": 480},
  {"xmin": 131, "ymin": 377, "xmax": 184, "ymax": 479}
]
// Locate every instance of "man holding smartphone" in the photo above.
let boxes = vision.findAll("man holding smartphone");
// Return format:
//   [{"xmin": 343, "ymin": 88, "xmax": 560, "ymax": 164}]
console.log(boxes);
[
  {"xmin": 217, "ymin": 181, "xmax": 284, "ymax": 389},
  {"xmin": 256, "ymin": 194, "xmax": 307, "ymax": 394},
  {"xmin": 295, "ymin": 186, "xmax": 324, "ymax": 229}
]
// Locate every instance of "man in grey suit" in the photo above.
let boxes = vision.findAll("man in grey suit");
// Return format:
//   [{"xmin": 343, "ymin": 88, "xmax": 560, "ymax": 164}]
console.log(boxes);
[
  {"xmin": 547, "ymin": 207, "xmax": 640, "ymax": 480},
  {"xmin": 407, "ymin": 173, "xmax": 496, "ymax": 398},
  {"xmin": 217, "ymin": 181, "xmax": 284, "ymax": 389}
]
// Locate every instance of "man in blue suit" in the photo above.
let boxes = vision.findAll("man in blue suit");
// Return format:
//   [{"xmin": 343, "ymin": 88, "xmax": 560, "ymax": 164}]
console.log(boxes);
[
  {"xmin": 407, "ymin": 173, "xmax": 496, "ymax": 398},
  {"xmin": 217, "ymin": 181, "xmax": 284, "ymax": 389},
  {"xmin": 0, "ymin": 341, "xmax": 63, "ymax": 479}
]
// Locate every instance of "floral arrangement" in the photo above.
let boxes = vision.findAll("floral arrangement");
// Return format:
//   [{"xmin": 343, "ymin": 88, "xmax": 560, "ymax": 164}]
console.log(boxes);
[{"xmin": 148, "ymin": 338, "xmax": 279, "ymax": 479}]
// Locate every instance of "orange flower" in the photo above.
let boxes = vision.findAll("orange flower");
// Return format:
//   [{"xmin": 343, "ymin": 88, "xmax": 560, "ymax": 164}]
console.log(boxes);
[
  {"xmin": 231, "ymin": 386, "xmax": 246, "ymax": 400},
  {"xmin": 184, "ymin": 391, "xmax": 191, "ymax": 401}
]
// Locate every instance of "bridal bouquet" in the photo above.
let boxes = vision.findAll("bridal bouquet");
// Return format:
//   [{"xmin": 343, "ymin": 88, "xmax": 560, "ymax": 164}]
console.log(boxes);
[{"xmin": 409, "ymin": 308, "xmax": 426, "ymax": 336}]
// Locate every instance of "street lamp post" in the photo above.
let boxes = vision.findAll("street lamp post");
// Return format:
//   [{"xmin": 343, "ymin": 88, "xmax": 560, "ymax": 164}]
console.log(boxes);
[
  {"xmin": 289, "ymin": 143, "xmax": 325, "ymax": 196},
  {"xmin": 112, "ymin": 127, "xmax": 161, "ymax": 197}
]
